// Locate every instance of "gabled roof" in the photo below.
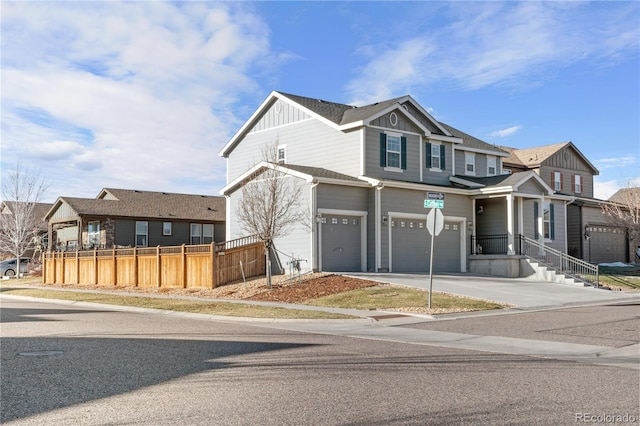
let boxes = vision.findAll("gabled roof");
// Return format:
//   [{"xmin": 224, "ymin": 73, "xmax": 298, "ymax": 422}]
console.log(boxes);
[
  {"xmin": 0, "ymin": 201, "xmax": 52, "ymax": 230},
  {"xmin": 220, "ymin": 91, "xmax": 461, "ymax": 157},
  {"xmin": 609, "ymin": 187, "xmax": 640, "ymax": 205},
  {"xmin": 45, "ymin": 189, "xmax": 225, "ymax": 222},
  {"xmin": 450, "ymin": 171, "xmax": 557, "ymax": 196},
  {"xmin": 500, "ymin": 142, "xmax": 599, "ymax": 174}
]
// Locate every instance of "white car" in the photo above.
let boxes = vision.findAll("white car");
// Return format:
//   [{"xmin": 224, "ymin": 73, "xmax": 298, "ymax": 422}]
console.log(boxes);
[{"xmin": 0, "ymin": 258, "xmax": 31, "ymax": 277}]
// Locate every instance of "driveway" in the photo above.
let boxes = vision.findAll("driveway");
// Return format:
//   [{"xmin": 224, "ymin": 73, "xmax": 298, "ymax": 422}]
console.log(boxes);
[{"xmin": 345, "ymin": 273, "xmax": 640, "ymax": 309}]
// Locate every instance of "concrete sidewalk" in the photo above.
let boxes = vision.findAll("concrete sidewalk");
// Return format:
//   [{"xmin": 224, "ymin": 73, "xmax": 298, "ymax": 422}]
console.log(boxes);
[{"xmin": 345, "ymin": 272, "xmax": 640, "ymax": 309}]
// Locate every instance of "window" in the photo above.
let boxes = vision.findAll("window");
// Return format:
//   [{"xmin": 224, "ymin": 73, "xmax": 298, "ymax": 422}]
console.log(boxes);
[
  {"xmin": 163, "ymin": 222, "xmax": 172, "ymax": 236},
  {"xmin": 534, "ymin": 202, "xmax": 554, "ymax": 240},
  {"xmin": 135, "ymin": 221, "xmax": 148, "ymax": 247},
  {"xmin": 487, "ymin": 156, "xmax": 497, "ymax": 175},
  {"xmin": 191, "ymin": 223, "xmax": 202, "ymax": 244},
  {"xmin": 386, "ymin": 135, "xmax": 401, "ymax": 168},
  {"xmin": 553, "ymin": 171, "xmax": 562, "ymax": 191},
  {"xmin": 87, "ymin": 221, "xmax": 100, "ymax": 247},
  {"xmin": 203, "ymin": 224, "xmax": 214, "ymax": 244},
  {"xmin": 426, "ymin": 142, "xmax": 445, "ymax": 170},
  {"xmin": 465, "ymin": 153, "xmax": 475, "ymax": 175},
  {"xmin": 277, "ymin": 145, "xmax": 286, "ymax": 163},
  {"xmin": 190, "ymin": 223, "xmax": 214, "ymax": 244},
  {"xmin": 379, "ymin": 133, "xmax": 406, "ymax": 170},
  {"xmin": 573, "ymin": 175, "xmax": 582, "ymax": 193}
]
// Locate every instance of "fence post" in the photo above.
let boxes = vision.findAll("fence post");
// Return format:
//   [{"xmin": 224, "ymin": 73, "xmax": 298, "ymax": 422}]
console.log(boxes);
[
  {"xmin": 211, "ymin": 242, "xmax": 216, "ymax": 289},
  {"xmin": 156, "ymin": 246, "xmax": 161, "ymax": 288},
  {"xmin": 112, "ymin": 247, "xmax": 117, "ymax": 286},
  {"xmin": 133, "ymin": 247, "xmax": 138, "ymax": 287},
  {"xmin": 94, "ymin": 248, "xmax": 98, "ymax": 285},
  {"xmin": 181, "ymin": 244, "xmax": 187, "ymax": 288}
]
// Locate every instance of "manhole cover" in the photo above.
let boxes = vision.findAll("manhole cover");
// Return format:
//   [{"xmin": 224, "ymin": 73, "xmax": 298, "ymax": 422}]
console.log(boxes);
[{"xmin": 19, "ymin": 350, "xmax": 64, "ymax": 357}]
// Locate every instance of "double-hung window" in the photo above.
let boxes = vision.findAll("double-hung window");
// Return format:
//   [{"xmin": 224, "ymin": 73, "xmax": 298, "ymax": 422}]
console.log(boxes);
[
  {"xmin": 135, "ymin": 221, "xmax": 148, "ymax": 247},
  {"xmin": 553, "ymin": 171, "xmax": 562, "ymax": 191},
  {"xmin": 426, "ymin": 142, "xmax": 445, "ymax": 170},
  {"xmin": 465, "ymin": 153, "xmax": 475, "ymax": 175},
  {"xmin": 163, "ymin": 222, "xmax": 172, "ymax": 236},
  {"xmin": 191, "ymin": 223, "xmax": 215, "ymax": 244},
  {"xmin": 487, "ymin": 156, "xmax": 497, "ymax": 175},
  {"xmin": 573, "ymin": 175, "xmax": 582, "ymax": 193},
  {"xmin": 379, "ymin": 133, "xmax": 407, "ymax": 171},
  {"xmin": 277, "ymin": 145, "xmax": 286, "ymax": 163},
  {"xmin": 191, "ymin": 223, "xmax": 202, "ymax": 244}
]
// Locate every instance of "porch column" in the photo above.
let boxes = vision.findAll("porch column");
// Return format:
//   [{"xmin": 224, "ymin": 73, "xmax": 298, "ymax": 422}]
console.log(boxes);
[{"xmin": 506, "ymin": 194, "xmax": 515, "ymax": 255}]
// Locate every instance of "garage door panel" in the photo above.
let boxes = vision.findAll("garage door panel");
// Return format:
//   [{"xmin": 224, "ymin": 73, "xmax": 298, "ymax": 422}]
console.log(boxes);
[
  {"xmin": 321, "ymin": 215, "xmax": 361, "ymax": 272},
  {"xmin": 588, "ymin": 226, "xmax": 626, "ymax": 263},
  {"xmin": 391, "ymin": 218, "xmax": 461, "ymax": 273}
]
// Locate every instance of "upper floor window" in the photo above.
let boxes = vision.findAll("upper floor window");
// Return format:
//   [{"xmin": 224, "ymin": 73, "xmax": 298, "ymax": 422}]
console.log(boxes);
[
  {"xmin": 163, "ymin": 222, "xmax": 172, "ymax": 236},
  {"xmin": 191, "ymin": 223, "xmax": 202, "ymax": 244},
  {"xmin": 465, "ymin": 153, "xmax": 475, "ymax": 175},
  {"xmin": 553, "ymin": 171, "xmax": 562, "ymax": 191},
  {"xmin": 277, "ymin": 145, "xmax": 286, "ymax": 163},
  {"xmin": 379, "ymin": 133, "xmax": 406, "ymax": 171},
  {"xmin": 135, "ymin": 221, "xmax": 148, "ymax": 247},
  {"xmin": 426, "ymin": 142, "xmax": 445, "ymax": 170},
  {"xmin": 573, "ymin": 175, "xmax": 582, "ymax": 193},
  {"xmin": 487, "ymin": 156, "xmax": 497, "ymax": 176}
]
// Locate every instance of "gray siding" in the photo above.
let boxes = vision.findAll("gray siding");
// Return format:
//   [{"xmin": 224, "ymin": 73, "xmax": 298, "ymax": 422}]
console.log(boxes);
[
  {"xmin": 399, "ymin": 101, "xmax": 441, "ymax": 133},
  {"xmin": 370, "ymin": 111, "xmax": 422, "ymax": 134},
  {"xmin": 317, "ymin": 184, "xmax": 369, "ymax": 211},
  {"xmin": 227, "ymin": 119, "xmax": 361, "ymax": 183},
  {"xmin": 49, "ymin": 202, "xmax": 77, "ymax": 222},
  {"xmin": 518, "ymin": 179, "xmax": 546, "ymax": 195},
  {"xmin": 115, "ymin": 219, "xmax": 135, "ymax": 247},
  {"xmin": 539, "ymin": 163, "xmax": 595, "ymax": 198}
]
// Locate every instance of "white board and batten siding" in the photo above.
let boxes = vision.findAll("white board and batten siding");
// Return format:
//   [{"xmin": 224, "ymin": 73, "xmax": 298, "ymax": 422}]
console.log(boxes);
[{"xmin": 227, "ymin": 102, "xmax": 361, "ymax": 183}]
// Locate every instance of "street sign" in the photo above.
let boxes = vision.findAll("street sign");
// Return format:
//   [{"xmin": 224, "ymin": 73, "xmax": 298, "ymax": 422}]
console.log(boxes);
[
  {"xmin": 424, "ymin": 199, "xmax": 444, "ymax": 209},
  {"xmin": 426, "ymin": 208, "xmax": 444, "ymax": 236},
  {"xmin": 427, "ymin": 192, "xmax": 445, "ymax": 200}
]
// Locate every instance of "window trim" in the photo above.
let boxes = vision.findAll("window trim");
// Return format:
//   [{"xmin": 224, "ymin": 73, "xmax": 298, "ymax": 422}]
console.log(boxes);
[
  {"xmin": 87, "ymin": 220, "xmax": 100, "ymax": 247},
  {"xmin": 573, "ymin": 174, "xmax": 582, "ymax": 193},
  {"xmin": 277, "ymin": 144, "xmax": 287, "ymax": 164},
  {"xmin": 553, "ymin": 171, "xmax": 562, "ymax": 191},
  {"xmin": 190, "ymin": 223, "xmax": 202, "ymax": 245},
  {"xmin": 163, "ymin": 222, "xmax": 172, "ymax": 236},
  {"xmin": 380, "ymin": 132, "xmax": 407, "ymax": 172},
  {"xmin": 386, "ymin": 134, "xmax": 402, "ymax": 170},
  {"xmin": 426, "ymin": 142, "xmax": 445, "ymax": 171}
]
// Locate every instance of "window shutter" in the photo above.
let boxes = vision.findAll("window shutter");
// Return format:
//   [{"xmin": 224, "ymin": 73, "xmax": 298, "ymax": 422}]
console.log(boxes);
[
  {"xmin": 379, "ymin": 133, "xmax": 387, "ymax": 167},
  {"xmin": 426, "ymin": 142, "xmax": 432, "ymax": 168},
  {"xmin": 401, "ymin": 136, "xmax": 407, "ymax": 170},
  {"xmin": 440, "ymin": 145, "xmax": 445, "ymax": 170},
  {"xmin": 572, "ymin": 175, "xmax": 576, "ymax": 192},
  {"xmin": 533, "ymin": 202, "xmax": 539, "ymax": 238},
  {"xmin": 550, "ymin": 203, "xmax": 555, "ymax": 239}
]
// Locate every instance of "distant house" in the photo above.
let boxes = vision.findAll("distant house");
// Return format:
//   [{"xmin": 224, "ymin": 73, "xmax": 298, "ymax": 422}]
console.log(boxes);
[
  {"xmin": 501, "ymin": 142, "xmax": 634, "ymax": 264},
  {"xmin": 44, "ymin": 188, "xmax": 225, "ymax": 251},
  {"xmin": 0, "ymin": 201, "xmax": 52, "ymax": 259}
]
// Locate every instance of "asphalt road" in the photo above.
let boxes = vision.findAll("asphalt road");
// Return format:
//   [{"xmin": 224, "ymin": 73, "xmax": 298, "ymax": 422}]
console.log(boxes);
[{"xmin": 1, "ymin": 296, "xmax": 639, "ymax": 425}]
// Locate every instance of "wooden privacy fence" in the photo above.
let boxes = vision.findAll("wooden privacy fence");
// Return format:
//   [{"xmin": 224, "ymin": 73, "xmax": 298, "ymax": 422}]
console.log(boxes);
[{"xmin": 42, "ymin": 236, "xmax": 266, "ymax": 289}]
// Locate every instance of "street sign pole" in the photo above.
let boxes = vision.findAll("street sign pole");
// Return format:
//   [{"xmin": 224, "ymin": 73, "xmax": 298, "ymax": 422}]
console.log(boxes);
[{"xmin": 428, "ymin": 209, "xmax": 435, "ymax": 309}]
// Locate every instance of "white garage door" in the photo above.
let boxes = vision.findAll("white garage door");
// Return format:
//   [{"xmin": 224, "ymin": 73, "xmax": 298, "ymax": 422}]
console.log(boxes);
[
  {"xmin": 321, "ymin": 215, "xmax": 361, "ymax": 272},
  {"xmin": 391, "ymin": 218, "xmax": 461, "ymax": 273}
]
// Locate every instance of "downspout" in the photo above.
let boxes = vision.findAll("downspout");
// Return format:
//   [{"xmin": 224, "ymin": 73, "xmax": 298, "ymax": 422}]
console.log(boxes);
[
  {"xmin": 310, "ymin": 179, "xmax": 319, "ymax": 272},
  {"xmin": 375, "ymin": 182, "xmax": 384, "ymax": 272}
]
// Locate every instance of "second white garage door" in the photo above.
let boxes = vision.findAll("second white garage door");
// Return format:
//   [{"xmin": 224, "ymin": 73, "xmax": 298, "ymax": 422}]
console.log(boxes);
[{"xmin": 391, "ymin": 218, "xmax": 461, "ymax": 273}]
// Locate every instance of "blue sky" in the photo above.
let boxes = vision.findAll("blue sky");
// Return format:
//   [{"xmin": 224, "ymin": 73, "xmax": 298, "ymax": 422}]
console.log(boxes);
[{"xmin": 1, "ymin": 1, "xmax": 638, "ymax": 202}]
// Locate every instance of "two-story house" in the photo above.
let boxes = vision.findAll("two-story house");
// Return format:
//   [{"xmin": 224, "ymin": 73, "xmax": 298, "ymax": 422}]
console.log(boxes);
[
  {"xmin": 500, "ymin": 143, "xmax": 633, "ymax": 263},
  {"xmin": 221, "ymin": 91, "xmax": 572, "ymax": 275}
]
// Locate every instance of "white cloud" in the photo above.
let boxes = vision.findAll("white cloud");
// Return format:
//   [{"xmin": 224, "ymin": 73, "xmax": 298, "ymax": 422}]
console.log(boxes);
[
  {"xmin": 489, "ymin": 125, "xmax": 521, "ymax": 138},
  {"xmin": 594, "ymin": 155, "xmax": 637, "ymax": 170},
  {"xmin": 346, "ymin": 2, "xmax": 639, "ymax": 101},
  {"xmin": 1, "ymin": 2, "xmax": 280, "ymax": 200},
  {"xmin": 594, "ymin": 179, "xmax": 623, "ymax": 200}
]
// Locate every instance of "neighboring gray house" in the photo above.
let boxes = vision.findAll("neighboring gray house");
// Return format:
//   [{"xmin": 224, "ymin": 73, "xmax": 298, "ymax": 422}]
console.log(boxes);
[
  {"xmin": 45, "ymin": 188, "xmax": 225, "ymax": 251},
  {"xmin": 0, "ymin": 201, "xmax": 52, "ymax": 259},
  {"xmin": 220, "ymin": 91, "xmax": 572, "ymax": 274},
  {"xmin": 501, "ymin": 142, "xmax": 635, "ymax": 264}
]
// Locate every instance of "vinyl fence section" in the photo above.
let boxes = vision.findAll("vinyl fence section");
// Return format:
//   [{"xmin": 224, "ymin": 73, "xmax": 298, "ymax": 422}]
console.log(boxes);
[{"xmin": 42, "ymin": 237, "xmax": 265, "ymax": 289}]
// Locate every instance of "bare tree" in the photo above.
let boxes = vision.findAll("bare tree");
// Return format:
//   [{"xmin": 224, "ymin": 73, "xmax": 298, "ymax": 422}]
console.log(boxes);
[
  {"xmin": 235, "ymin": 143, "xmax": 308, "ymax": 287},
  {"xmin": 0, "ymin": 163, "xmax": 50, "ymax": 275},
  {"xmin": 601, "ymin": 183, "xmax": 640, "ymax": 257}
]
